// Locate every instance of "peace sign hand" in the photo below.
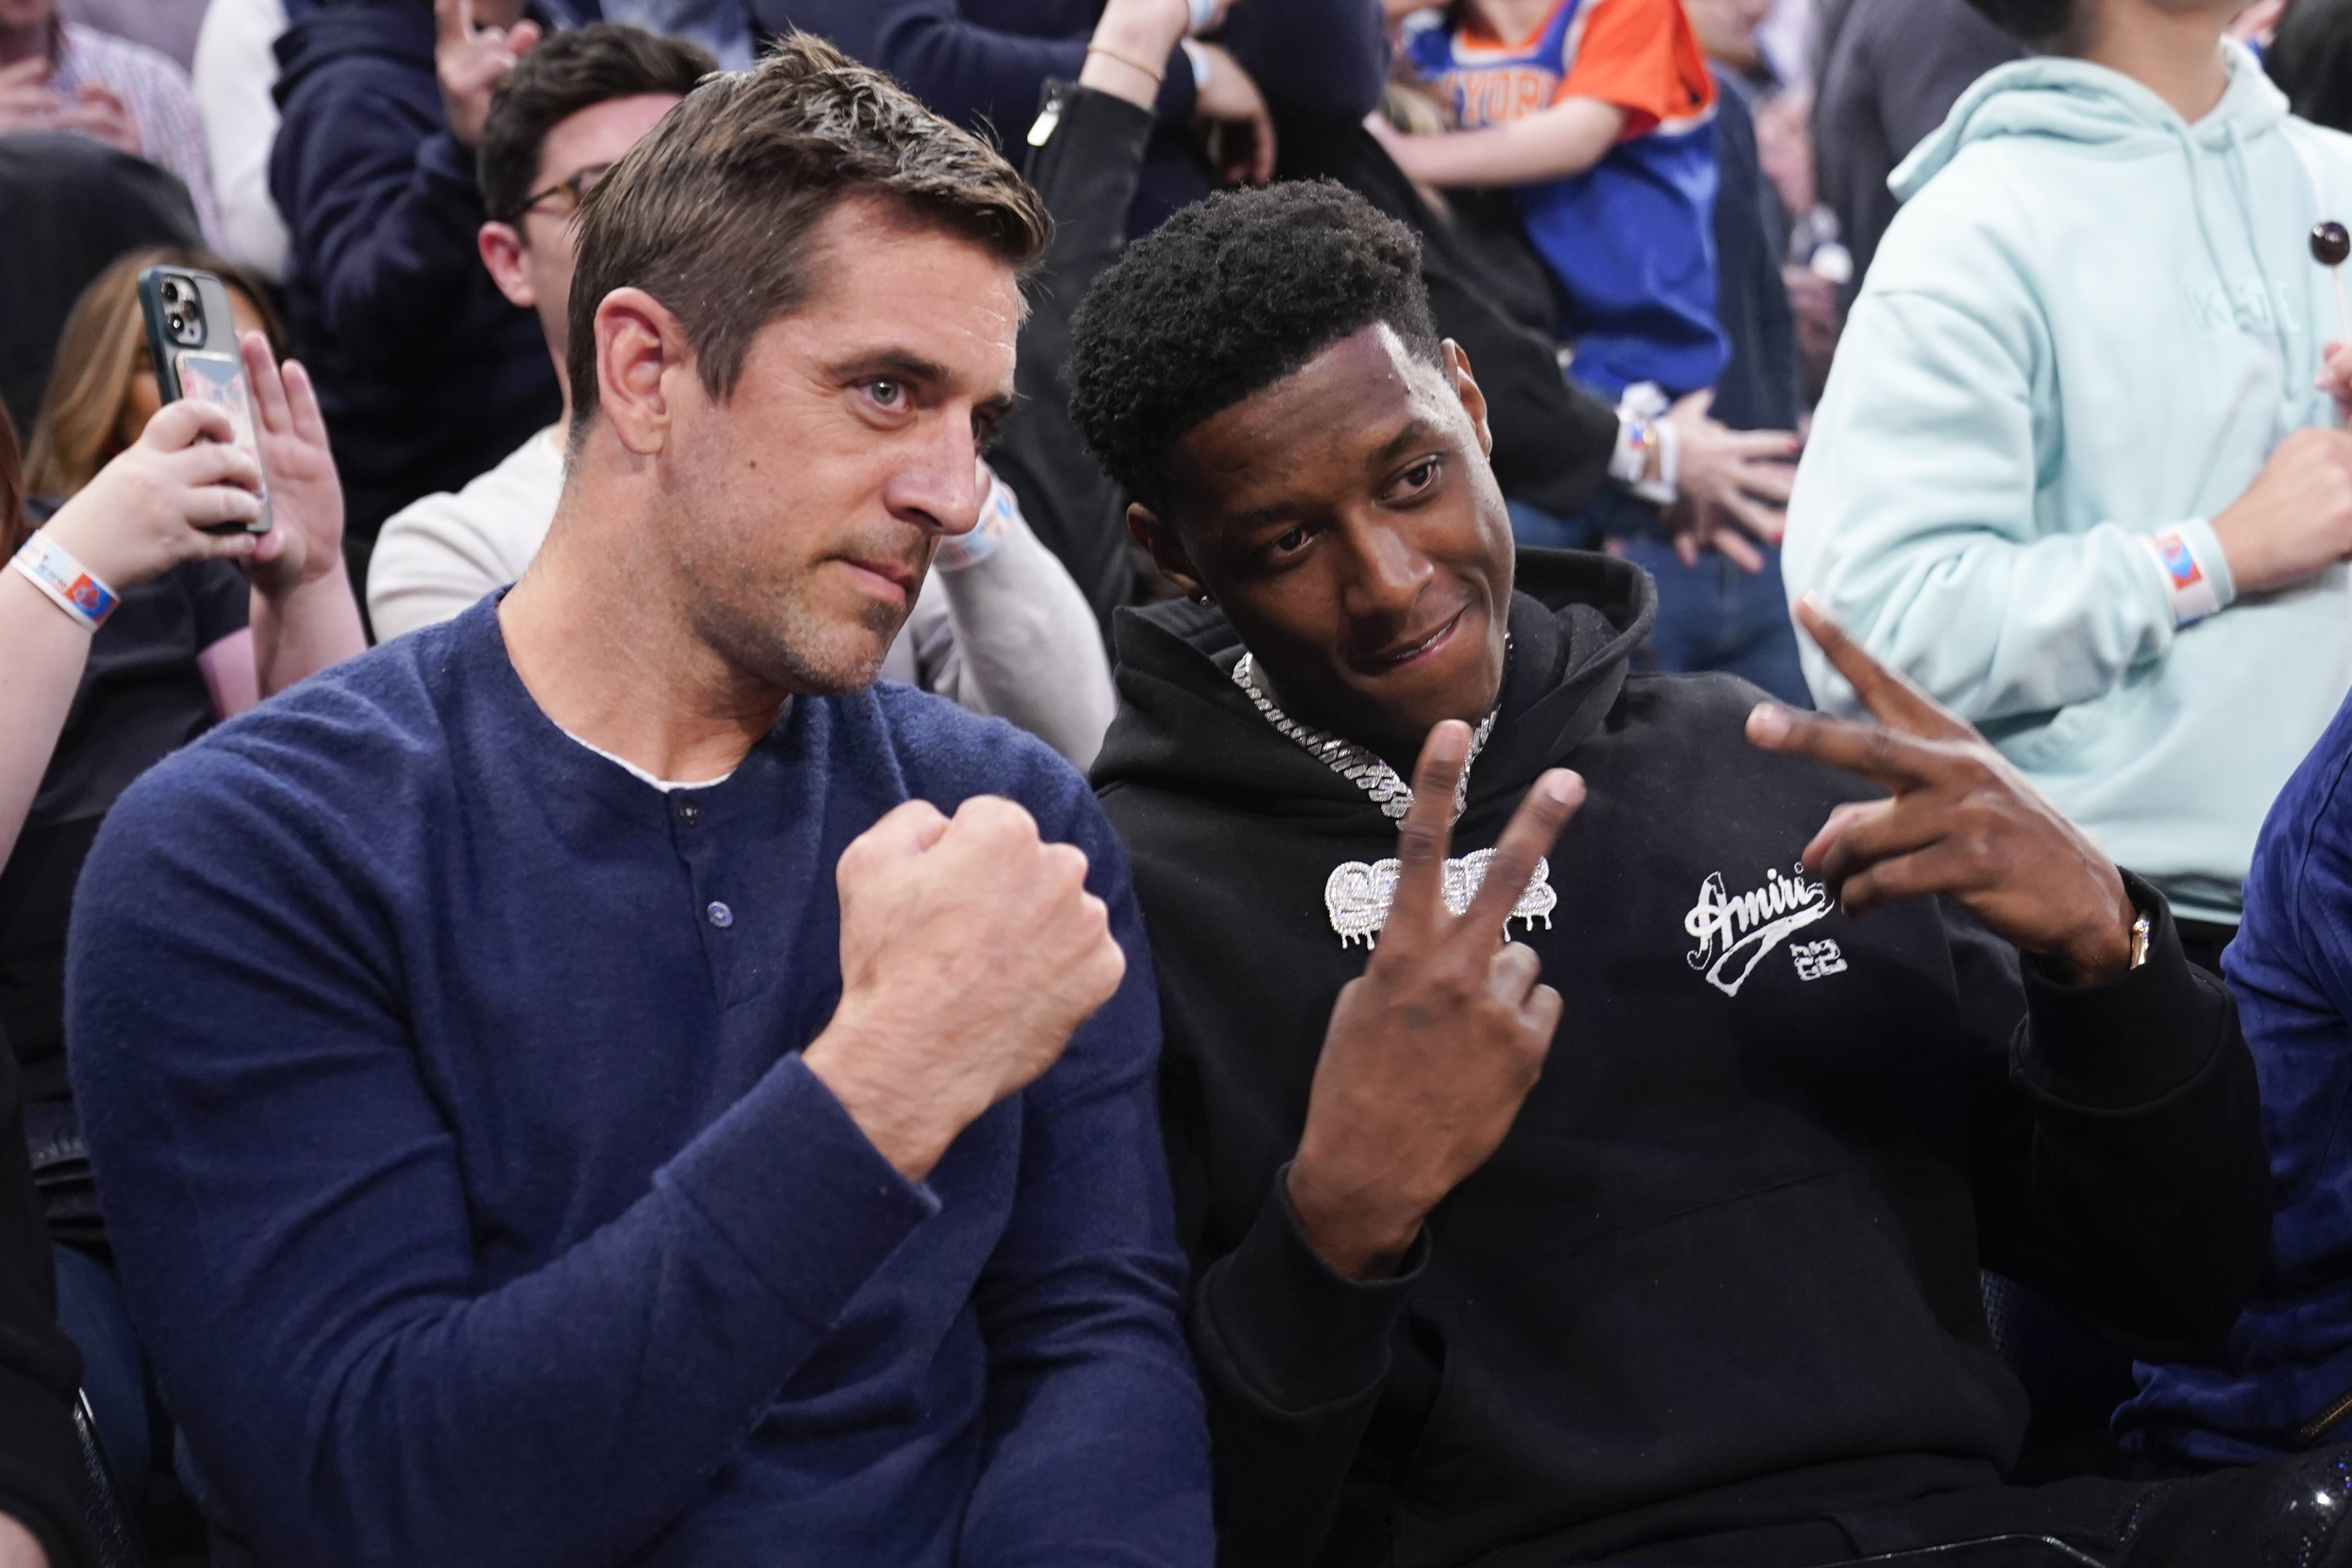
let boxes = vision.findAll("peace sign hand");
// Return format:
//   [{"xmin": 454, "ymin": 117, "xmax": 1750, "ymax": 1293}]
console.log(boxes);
[
  {"xmin": 1287, "ymin": 723, "xmax": 1584, "ymax": 1281},
  {"xmin": 1746, "ymin": 595, "xmax": 2139, "ymax": 985}
]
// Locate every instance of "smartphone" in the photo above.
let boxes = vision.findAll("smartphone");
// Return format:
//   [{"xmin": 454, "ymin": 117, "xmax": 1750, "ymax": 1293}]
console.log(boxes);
[{"xmin": 135, "ymin": 265, "xmax": 271, "ymax": 535}]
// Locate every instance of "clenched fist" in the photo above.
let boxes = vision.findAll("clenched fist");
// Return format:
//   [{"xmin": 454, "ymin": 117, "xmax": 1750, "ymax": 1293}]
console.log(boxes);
[{"xmin": 802, "ymin": 795, "xmax": 1126, "ymax": 1181}]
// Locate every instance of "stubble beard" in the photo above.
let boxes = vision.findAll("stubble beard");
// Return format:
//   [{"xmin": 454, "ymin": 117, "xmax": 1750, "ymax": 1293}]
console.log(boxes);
[{"xmin": 689, "ymin": 563, "xmax": 916, "ymax": 698}]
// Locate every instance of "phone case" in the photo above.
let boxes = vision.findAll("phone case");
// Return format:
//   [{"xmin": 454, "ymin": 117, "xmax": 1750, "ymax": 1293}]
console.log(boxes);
[{"xmin": 135, "ymin": 265, "xmax": 272, "ymax": 535}]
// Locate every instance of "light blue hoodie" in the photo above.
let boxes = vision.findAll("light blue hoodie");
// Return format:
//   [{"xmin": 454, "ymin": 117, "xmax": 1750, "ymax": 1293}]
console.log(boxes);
[{"xmin": 1783, "ymin": 43, "xmax": 2352, "ymax": 923}]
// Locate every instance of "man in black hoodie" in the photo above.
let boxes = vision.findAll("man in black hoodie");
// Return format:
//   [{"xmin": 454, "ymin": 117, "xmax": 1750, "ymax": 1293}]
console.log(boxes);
[{"xmin": 1072, "ymin": 180, "xmax": 2325, "ymax": 1566}]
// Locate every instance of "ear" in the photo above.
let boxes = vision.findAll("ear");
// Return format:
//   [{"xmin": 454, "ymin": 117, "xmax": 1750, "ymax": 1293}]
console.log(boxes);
[
  {"xmin": 1441, "ymin": 339, "xmax": 1494, "ymax": 460},
  {"xmin": 592, "ymin": 286, "xmax": 690, "ymax": 458},
  {"xmin": 1128, "ymin": 502, "xmax": 1208, "ymax": 600},
  {"xmin": 478, "ymin": 221, "xmax": 535, "ymax": 310}
]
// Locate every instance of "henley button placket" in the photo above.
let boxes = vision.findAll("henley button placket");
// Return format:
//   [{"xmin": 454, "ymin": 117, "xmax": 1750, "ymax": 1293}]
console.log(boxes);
[{"xmin": 679, "ymin": 800, "xmax": 701, "ymax": 827}]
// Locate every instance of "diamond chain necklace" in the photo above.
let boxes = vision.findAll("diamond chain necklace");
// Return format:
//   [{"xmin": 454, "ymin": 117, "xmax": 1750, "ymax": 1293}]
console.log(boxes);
[{"xmin": 1231, "ymin": 649, "xmax": 1499, "ymax": 821}]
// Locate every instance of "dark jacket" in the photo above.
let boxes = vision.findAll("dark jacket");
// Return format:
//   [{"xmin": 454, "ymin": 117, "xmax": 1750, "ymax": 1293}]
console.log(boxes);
[
  {"xmin": 998, "ymin": 79, "xmax": 1151, "ymax": 625},
  {"xmin": 1813, "ymin": 0, "xmax": 2022, "ymax": 293},
  {"xmin": 1709, "ymin": 71, "xmax": 1799, "ymax": 434},
  {"xmin": 761, "ymin": 0, "xmax": 1390, "ymax": 236},
  {"xmin": 1093, "ymin": 548, "xmax": 2271, "ymax": 1568},
  {"xmin": 270, "ymin": 0, "xmax": 561, "ymax": 555}
]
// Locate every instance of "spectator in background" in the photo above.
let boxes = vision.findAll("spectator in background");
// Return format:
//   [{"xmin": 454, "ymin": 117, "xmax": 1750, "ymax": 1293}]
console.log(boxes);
[
  {"xmin": 271, "ymin": 0, "xmax": 564, "ymax": 591},
  {"xmin": 1785, "ymin": 0, "xmax": 2352, "ymax": 974},
  {"xmin": 1810, "ymin": 0, "xmax": 2021, "ymax": 293},
  {"xmin": 767, "ymin": 0, "xmax": 1389, "ymax": 236},
  {"xmin": 7, "ymin": 247, "xmax": 363, "ymax": 1500},
  {"xmin": 367, "ymin": 23, "xmax": 1118, "ymax": 764},
  {"xmin": 0, "ymin": 0, "xmax": 222, "ymax": 247},
  {"xmin": 1373, "ymin": 0, "xmax": 1728, "ymax": 407},
  {"xmin": 191, "ymin": 0, "xmax": 299, "ymax": 281}
]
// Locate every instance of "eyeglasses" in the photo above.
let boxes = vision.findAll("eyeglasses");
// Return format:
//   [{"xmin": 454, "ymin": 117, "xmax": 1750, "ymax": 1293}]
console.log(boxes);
[{"xmin": 515, "ymin": 162, "xmax": 613, "ymax": 220}]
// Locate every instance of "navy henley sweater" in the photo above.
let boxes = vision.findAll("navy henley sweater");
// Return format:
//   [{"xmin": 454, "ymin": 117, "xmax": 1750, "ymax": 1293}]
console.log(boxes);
[{"xmin": 64, "ymin": 596, "xmax": 1212, "ymax": 1567}]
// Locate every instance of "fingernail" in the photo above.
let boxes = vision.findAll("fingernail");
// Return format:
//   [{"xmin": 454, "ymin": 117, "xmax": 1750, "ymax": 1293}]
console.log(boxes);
[
  {"xmin": 1540, "ymin": 770, "xmax": 1580, "ymax": 805},
  {"xmin": 1748, "ymin": 703, "xmax": 1791, "ymax": 743}
]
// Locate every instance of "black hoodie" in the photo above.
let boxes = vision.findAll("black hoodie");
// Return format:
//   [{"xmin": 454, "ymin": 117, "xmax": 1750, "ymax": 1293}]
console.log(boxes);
[{"xmin": 1092, "ymin": 550, "xmax": 2270, "ymax": 1568}]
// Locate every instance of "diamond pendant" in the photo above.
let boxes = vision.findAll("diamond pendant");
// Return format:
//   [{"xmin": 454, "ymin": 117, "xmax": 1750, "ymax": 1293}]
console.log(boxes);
[{"xmin": 1324, "ymin": 850, "xmax": 1557, "ymax": 948}]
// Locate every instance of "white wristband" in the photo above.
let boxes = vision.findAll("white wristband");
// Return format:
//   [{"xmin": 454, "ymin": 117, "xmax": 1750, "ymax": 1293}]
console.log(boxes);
[
  {"xmin": 2142, "ymin": 524, "xmax": 2229, "ymax": 628},
  {"xmin": 10, "ymin": 531, "xmax": 118, "ymax": 632}
]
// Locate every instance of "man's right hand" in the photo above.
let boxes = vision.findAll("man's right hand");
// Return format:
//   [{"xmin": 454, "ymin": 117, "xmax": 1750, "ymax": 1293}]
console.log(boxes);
[
  {"xmin": 2209, "ymin": 425, "xmax": 2352, "ymax": 595},
  {"xmin": 1287, "ymin": 726, "xmax": 1582, "ymax": 1281},
  {"xmin": 435, "ymin": 0, "xmax": 540, "ymax": 148},
  {"xmin": 803, "ymin": 796, "xmax": 1126, "ymax": 1183}
]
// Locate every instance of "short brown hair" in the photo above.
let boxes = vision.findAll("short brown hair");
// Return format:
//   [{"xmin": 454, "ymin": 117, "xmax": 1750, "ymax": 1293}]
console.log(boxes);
[
  {"xmin": 564, "ymin": 31, "xmax": 1050, "ymax": 453},
  {"xmin": 477, "ymin": 23, "xmax": 715, "ymax": 224}
]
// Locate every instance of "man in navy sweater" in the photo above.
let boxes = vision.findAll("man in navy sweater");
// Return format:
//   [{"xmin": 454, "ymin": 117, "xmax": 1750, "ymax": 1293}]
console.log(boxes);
[{"xmin": 65, "ymin": 35, "xmax": 1212, "ymax": 1568}]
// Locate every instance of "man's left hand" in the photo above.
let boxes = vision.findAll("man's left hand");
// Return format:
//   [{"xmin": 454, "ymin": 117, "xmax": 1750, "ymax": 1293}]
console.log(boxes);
[{"xmin": 1745, "ymin": 595, "xmax": 2138, "ymax": 985}]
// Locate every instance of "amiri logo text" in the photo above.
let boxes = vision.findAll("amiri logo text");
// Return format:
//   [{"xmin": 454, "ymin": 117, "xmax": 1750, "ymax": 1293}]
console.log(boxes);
[{"xmin": 1683, "ymin": 863, "xmax": 1832, "ymax": 997}]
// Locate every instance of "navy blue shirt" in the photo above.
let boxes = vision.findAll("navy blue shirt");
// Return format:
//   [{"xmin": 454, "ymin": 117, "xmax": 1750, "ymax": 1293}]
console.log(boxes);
[{"xmin": 65, "ymin": 596, "xmax": 1211, "ymax": 1566}]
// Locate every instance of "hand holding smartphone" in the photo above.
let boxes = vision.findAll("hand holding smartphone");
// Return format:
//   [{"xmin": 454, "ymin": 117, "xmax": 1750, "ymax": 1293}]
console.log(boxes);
[{"xmin": 136, "ymin": 266, "xmax": 272, "ymax": 536}]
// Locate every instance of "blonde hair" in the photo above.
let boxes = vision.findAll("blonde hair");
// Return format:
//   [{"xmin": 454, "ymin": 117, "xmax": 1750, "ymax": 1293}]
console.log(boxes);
[{"xmin": 24, "ymin": 247, "xmax": 285, "ymax": 499}]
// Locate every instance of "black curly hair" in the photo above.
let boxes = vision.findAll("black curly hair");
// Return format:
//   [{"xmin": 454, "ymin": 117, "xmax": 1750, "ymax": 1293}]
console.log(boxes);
[{"xmin": 1066, "ymin": 179, "xmax": 1441, "ymax": 515}]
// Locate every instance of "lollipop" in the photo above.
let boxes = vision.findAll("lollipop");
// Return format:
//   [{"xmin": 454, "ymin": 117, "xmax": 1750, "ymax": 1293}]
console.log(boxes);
[{"xmin": 2314, "ymin": 220, "xmax": 2351, "ymax": 342}]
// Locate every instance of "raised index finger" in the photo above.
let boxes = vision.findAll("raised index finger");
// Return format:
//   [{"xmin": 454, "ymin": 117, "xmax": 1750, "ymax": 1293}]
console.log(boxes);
[
  {"xmin": 1793, "ymin": 594, "xmax": 1970, "ymax": 741},
  {"xmin": 1384, "ymin": 721, "xmax": 1471, "ymax": 946},
  {"xmin": 435, "ymin": 0, "xmax": 474, "ymax": 48},
  {"xmin": 1747, "ymin": 702, "xmax": 1942, "ymax": 792}
]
